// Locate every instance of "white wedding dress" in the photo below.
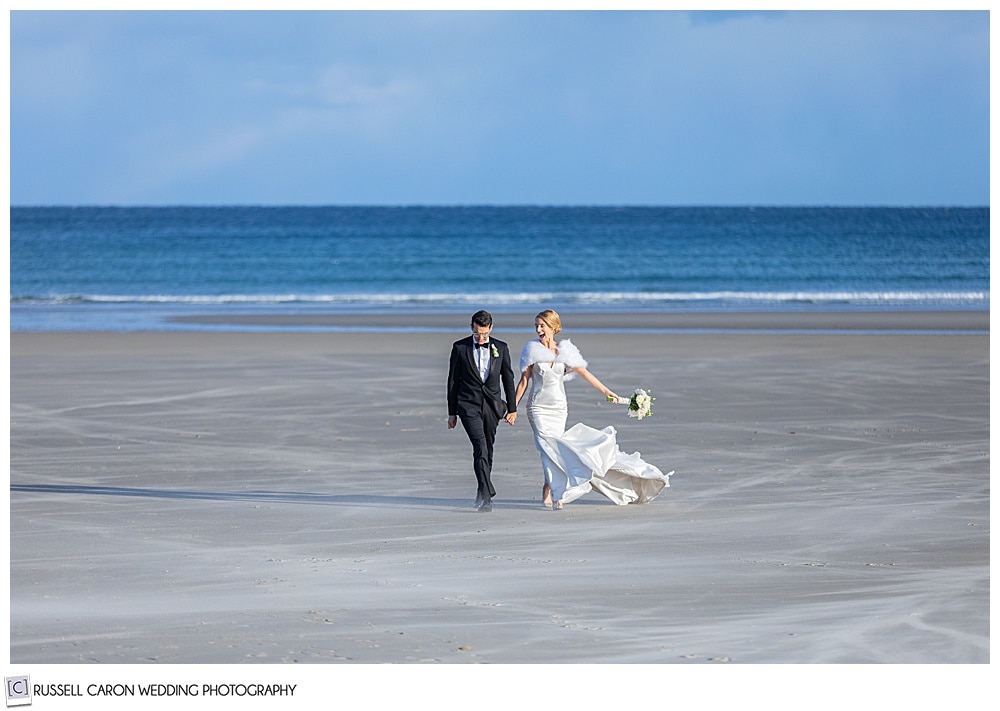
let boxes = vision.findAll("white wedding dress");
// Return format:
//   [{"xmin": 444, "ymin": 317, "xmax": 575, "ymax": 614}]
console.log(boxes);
[{"xmin": 520, "ymin": 339, "xmax": 673, "ymax": 506}]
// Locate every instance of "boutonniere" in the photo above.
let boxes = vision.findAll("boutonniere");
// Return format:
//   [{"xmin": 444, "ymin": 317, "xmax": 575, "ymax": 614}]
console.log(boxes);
[{"xmin": 490, "ymin": 344, "xmax": 499, "ymax": 358}]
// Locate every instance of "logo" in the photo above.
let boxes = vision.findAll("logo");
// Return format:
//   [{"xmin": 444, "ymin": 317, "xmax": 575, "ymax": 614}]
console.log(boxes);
[{"xmin": 5, "ymin": 677, "xmax": 31, "ymax": 707}]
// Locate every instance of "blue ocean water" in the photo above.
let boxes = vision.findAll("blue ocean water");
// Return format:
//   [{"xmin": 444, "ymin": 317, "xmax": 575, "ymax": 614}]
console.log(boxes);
[{"xmin": 9, "ymin": 206, "xmax": 989, "ymax": 332}]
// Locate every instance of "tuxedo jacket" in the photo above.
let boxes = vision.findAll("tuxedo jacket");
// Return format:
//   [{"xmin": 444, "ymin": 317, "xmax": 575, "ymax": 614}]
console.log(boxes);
[{"xmin": 447, "ymin": 336, "xmax": 517, "ymax": 421}]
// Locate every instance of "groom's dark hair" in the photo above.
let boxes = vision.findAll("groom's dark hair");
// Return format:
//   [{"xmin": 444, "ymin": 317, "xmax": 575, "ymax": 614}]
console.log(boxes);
[{"xmin": 471, "ymin": 310, "xmax": 493, "ymax": 328}]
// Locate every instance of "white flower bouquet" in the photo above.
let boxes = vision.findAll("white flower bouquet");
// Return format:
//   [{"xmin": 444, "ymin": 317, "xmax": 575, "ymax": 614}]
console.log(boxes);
[
  {"xmin": 628, "ymin": 389, "xmax": 654, "ymax": 419},
  {"xmin": 607, "ymin": 388, "xmax": 655, "ymax": 419}
]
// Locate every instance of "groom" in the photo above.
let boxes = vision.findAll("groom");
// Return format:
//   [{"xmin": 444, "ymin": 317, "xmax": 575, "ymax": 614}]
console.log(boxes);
[{"xmin": 447, "ymin": 310, "xmax": 518, "ymax": 512}]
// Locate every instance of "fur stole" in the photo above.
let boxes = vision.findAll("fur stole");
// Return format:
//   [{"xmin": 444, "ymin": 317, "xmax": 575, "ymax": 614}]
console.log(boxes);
[{"xmin": 519, "ymin": 339, "xmax": 588, "ymax": 380}]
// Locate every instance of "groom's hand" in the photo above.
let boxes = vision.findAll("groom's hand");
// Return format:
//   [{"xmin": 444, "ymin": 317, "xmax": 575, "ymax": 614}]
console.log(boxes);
[
  {"xmin": 504, "ymin": 412, "xmax": 517, "ymax": 425},
  {"xmin": 448, "ymin": 416, "xmax": 458, "ymax": 429}
]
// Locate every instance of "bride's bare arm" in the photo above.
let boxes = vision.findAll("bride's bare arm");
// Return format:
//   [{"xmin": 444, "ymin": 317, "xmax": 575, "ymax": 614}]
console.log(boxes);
[
  {"xmin": 572, "ymin": 367, "xmax": 620, "ymax": 402},
  {"xmin": 514, "ymin": 369, "xmax": 532, "ymax": 407}
]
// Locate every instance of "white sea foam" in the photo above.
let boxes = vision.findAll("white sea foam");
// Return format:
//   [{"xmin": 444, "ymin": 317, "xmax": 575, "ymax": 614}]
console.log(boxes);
[{"xmin": 12, "ymin": 290, "xmax": 990, "ymax": 307}]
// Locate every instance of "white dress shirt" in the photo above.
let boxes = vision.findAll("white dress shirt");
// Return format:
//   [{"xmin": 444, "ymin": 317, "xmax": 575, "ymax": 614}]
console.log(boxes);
[{"xmin": 475, "ymin": 340, "xmax": 491, "ymax": 382}]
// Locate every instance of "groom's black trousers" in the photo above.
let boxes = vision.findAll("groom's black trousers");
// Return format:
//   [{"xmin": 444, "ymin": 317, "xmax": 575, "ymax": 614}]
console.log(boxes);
[{"xmin": 460, "ymin": 405, "xmax": 499, "ymax": 500}]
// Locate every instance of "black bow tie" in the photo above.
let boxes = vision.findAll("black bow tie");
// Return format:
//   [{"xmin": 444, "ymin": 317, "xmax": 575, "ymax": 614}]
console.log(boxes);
[{"xmin": 475, "ymin": 342, "xmax": 490, "ymax": 349}]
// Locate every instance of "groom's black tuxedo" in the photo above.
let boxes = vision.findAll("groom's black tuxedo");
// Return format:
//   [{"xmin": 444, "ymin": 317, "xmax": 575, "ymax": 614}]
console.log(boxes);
[
  {"xmin": 448, "ymin": 336, "xmax": 517, "ymax": 421},
  {"xmin": 447, "ymin": 336, "xmax": 517, "ymax": 505}
]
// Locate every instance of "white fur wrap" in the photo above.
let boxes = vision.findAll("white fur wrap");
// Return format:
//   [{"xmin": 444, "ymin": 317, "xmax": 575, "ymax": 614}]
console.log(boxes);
[{"xmin": 519, "ymin": 339, "xmax": 588, "ymax": 379}]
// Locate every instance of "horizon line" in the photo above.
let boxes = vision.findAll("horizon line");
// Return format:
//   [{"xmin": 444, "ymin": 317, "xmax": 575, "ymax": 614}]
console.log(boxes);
[{"xmin": 9, "ymin": 203, "xmax": 990, "ymax": 210}]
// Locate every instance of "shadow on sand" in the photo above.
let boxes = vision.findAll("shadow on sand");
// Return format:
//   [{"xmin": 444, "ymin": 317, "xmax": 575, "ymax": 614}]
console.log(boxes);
[{"xmin": 9, "ymin": 483, "xmax": 585, "ymax": 511}]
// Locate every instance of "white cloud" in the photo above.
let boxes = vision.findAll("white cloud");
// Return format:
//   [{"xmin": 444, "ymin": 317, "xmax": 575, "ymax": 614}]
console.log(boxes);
[{"xmin": 245, "ymin": 64, "xmax": 419, "ymax": 109}]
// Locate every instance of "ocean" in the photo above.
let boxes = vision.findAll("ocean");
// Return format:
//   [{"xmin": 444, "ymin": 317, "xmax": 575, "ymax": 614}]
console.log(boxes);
[{"xmin": 9, "ymin": 206, "xmax": 989, "ymax": 333}]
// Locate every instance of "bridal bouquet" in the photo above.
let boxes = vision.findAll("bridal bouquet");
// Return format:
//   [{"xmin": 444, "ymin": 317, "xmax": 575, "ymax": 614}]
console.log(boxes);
[
  {"xmin": 628, "ymin": 389, "xmax": 654, "ymax": 419},
  {"xmin": 608, "ymin": 389, "xmax": 655, "ymax": 419}
]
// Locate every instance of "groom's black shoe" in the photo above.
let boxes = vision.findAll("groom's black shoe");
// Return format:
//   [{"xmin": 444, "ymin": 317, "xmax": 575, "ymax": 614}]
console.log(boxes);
[
  {"xmin": 477, "ymin": 498, "xmax": 493, "ymax": 513},
  {"xmin": 474, "ymin": 494, "xmax": 484, "ymax": 508}
]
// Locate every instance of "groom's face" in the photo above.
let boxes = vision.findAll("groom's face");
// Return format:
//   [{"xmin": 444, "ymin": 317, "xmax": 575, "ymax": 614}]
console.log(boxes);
[{"xmin": 472, "ymin": 324, "xmax": 492, "ymax": 344}]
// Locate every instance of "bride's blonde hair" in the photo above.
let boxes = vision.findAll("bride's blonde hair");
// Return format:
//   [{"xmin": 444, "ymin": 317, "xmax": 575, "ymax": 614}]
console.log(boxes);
[{"xmin": 535, "ymin": 309, "xmax": 562, "ymax": 335}]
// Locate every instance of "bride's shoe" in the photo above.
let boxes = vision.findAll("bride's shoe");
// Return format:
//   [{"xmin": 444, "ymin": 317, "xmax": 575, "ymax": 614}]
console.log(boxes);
[
  {"xmin": 552, "ymin": 500, "xmax": 563, "ymax": 510},
  {"xmin": 542, "ymin": 484, "xmax": 552, "ymax": 508}
]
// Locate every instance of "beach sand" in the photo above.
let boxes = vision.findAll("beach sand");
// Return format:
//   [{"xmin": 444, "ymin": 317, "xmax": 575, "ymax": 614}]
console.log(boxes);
[{"xmin": 8, "ymin": 312, "xmax": 989, "ymax": 675}]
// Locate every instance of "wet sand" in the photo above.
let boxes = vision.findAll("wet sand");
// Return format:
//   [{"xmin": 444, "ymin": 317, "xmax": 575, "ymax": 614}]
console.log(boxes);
[{"xmin": 6, "ymin": 311, "xmax": 990, "ymax": 697}]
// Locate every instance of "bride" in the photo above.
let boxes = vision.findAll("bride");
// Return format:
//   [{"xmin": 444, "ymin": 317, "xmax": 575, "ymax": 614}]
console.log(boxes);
[{"xmin": 514, "ymin": 309, "xmax": 672, "ymax": 510}]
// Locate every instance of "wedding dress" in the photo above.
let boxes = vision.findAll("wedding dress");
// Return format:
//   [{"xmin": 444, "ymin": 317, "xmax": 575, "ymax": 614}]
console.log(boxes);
[{"xmin": 520, "ymin": 339, "xmax": 672, "ymax": 506}]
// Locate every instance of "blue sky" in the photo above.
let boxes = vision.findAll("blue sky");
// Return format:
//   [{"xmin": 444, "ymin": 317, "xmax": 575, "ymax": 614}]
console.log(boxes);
[{"xmin": 8, "ymin": 9, "xmax": 990, "ymax": 206}]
